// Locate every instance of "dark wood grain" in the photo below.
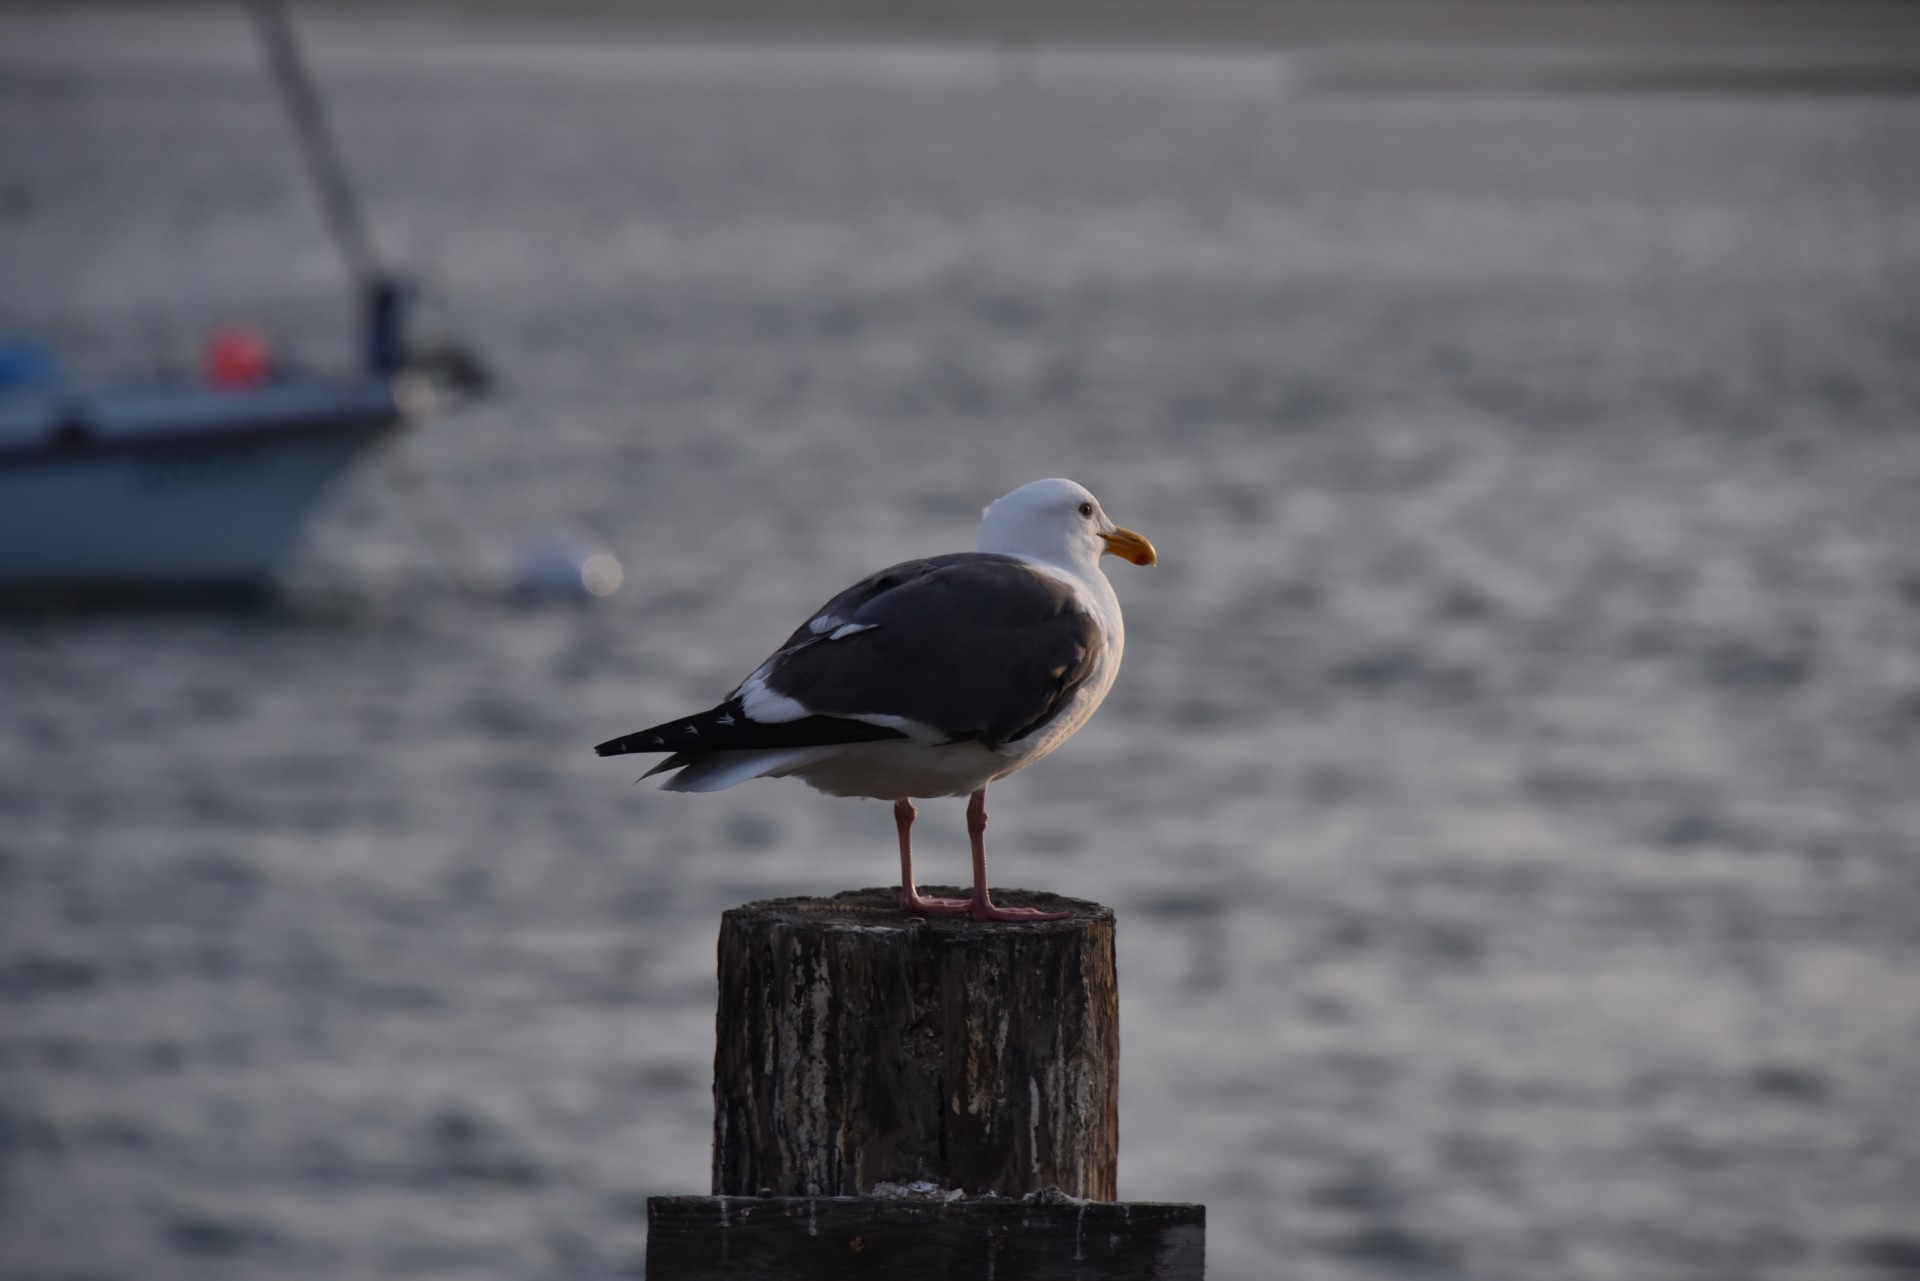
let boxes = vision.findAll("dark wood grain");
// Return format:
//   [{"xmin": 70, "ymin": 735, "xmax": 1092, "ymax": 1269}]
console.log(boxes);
[
  {"xmin": 647, "ymin": 1195, "xmax": 1205, "ymax": 1281},
  {"xmin": 712, "ymin": 887, "xmax": 1119, "ymax": 1200}
]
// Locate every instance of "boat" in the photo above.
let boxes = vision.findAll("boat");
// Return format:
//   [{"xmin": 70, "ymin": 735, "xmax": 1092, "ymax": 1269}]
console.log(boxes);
[
  {"xmin": 0, "ymin": 287, "xmax": 416, "ymax": 597},
  {"xmin": 0, "ymin": 1, "xmax": 478, "ymax": 600}
]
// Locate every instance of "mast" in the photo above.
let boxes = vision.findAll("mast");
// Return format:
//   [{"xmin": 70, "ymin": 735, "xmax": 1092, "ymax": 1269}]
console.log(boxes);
[{"xmin": 247, "ymin": 0, "xmax": 404, "ymax": 374}]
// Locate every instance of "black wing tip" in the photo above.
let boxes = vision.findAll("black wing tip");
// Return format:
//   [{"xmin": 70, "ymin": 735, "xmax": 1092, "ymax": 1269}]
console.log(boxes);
[
  {"xmin": 595, "ymin": 725, "xmax": 679, "ymax": 756},
  {"xmin": 596, "ymin": 706, "xmax": 909, "ymax": 759},
  {"xmin": 597, "ymin": 702, "xmax": 740, "ymax": 757}
]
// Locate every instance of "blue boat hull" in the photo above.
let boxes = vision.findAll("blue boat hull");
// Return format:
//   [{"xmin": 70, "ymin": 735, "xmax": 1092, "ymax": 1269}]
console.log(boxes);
[{"xmin": 0, "ymin": 380, "xmax": 404, "ymax": 593}]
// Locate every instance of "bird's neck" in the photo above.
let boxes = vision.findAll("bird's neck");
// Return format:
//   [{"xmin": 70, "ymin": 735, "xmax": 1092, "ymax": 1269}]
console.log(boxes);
[{"xmin": 1016, "ymin": 553, "xmax": 1123, "ymax": 640}]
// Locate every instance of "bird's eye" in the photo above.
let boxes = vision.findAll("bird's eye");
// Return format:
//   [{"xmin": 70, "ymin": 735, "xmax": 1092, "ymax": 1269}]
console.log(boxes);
[{"xmin": 1078, "ymin": 502, "xmax": 1094, "ymax": 518}]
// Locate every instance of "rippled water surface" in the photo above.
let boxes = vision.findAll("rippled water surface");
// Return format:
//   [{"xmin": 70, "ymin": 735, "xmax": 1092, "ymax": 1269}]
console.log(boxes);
[{"xmin": 4, "ymin": 12, "xmax": 1920, "ymax": 1280}]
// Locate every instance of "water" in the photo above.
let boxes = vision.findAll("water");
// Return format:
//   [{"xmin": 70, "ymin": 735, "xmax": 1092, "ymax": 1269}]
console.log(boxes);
[{"xmin": 4, "ymin": 12, "xmax": 1920, "ymax": 1280}]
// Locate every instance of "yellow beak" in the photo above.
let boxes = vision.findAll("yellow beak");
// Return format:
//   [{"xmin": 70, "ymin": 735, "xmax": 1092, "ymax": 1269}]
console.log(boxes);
[{"xmin": 1100, "ymin": 526, "xmax": 1158, "ymax": 567}]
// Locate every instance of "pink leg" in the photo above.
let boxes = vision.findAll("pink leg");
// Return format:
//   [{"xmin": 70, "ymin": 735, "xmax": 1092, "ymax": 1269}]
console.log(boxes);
[
  {"xmin": 895, "ymin": 798, "xmax": 970, "ymax": 916},
  {"xmin": 965, "ymin": 786, "xmax": 1070, "ymax": 923}
]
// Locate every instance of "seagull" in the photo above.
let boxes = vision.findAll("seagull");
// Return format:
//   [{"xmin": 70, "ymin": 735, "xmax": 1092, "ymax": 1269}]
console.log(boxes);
[{"xmin": 595, "ymin": 478, "xmax": 1156, "ymax": 922}]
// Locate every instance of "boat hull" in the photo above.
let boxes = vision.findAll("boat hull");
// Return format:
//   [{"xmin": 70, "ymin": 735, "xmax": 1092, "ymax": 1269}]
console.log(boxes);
[{"xmin": 0, "ymin": 381, "xmax": 402, "ymax": 594}]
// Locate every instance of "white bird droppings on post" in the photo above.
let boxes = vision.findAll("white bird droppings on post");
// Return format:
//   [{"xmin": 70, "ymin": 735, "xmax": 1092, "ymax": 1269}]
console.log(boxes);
[{"xmin": 1029, "ymin": 1077, "xmax": 1042, "ymax": 1180}]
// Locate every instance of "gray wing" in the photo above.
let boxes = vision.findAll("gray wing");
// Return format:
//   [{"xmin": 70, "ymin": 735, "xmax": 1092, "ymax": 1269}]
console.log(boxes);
[{"xmin": 752, "ymin": 552, "xmax": 1102, "ymax": 749}]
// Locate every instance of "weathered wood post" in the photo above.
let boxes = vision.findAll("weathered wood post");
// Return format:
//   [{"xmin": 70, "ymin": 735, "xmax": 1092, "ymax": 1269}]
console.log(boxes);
[
  {"xmin": 646, "ymin": 886, "xmax": 1204, "ymax": 1279},
  {"xmin": 714, "ymin": 887, "xmax": 1118, "ymax": 1200}
]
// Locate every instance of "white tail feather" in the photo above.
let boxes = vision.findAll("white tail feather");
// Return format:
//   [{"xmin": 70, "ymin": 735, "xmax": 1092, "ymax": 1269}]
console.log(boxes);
[{"xmin": 659, "ymin": 747, "xmax": 835, "ymax": 793}]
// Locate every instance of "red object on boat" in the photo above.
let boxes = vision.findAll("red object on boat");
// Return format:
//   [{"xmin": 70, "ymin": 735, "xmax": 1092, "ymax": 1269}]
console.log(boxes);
[{"xmin": 204, "ymin": 327, "xmax": 273, "ymax": 388}]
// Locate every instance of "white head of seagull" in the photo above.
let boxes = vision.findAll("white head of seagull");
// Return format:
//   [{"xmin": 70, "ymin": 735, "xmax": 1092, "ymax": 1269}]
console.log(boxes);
[
  {"xmin": 595, "ymin": 478, "xmax": 1155, "ymax": 923},
  {"xmin": 976, "ymin": 478, "xmax": 1159, "ymax": 572}
]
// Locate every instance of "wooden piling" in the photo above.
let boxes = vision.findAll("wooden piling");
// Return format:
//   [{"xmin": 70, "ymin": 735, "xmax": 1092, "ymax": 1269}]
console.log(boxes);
[
  {"xmin": 711, "ymin": 887, "xmax": 1119, "ymax": 1200},
  {"xmin": 646, "ymin": 885, "xmax": 1204, "ymax": 1279}
]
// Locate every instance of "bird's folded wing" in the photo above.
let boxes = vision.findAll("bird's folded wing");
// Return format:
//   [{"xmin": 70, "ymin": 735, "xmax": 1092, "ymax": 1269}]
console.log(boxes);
[
  {"xmin": 749, "ymin": 552, "xmax": 1102, "ymax": 749},
  {"xmin": 595, "ymin": 552, "xmax": 1102, "ymax": 760}
]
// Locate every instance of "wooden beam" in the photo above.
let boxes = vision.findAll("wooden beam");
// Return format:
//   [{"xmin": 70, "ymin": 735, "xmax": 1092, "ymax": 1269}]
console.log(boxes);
[{"xmin": 647, "ymin": 1195, "xmax": 1205, "ymax": 1280}]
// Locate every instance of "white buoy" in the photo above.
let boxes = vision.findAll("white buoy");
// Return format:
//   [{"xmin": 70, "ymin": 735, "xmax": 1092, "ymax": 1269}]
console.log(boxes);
[
  {"xmin": 579, "ymin": 551, "xmax": 623, "ymax": 597},
  {"xmin": 511, "ymin": 534, "xmax": 623, "ymax": 600}
]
